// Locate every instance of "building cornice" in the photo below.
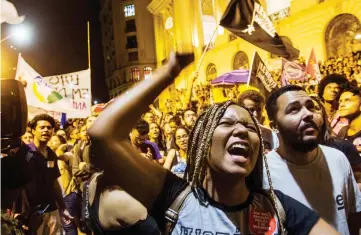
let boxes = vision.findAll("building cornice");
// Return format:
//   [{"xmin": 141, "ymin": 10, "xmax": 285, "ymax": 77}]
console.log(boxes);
[{"xmin": 147, "ymin": 0, "xmax": 172, "ymax": 15}]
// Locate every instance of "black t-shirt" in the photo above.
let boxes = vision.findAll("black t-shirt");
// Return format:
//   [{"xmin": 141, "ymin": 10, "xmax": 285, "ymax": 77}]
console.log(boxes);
[
  {"xmin": 151, "ymin": 172, "xmax": 320, "ymax": 235},
  {"xmin": 25, "ymin": 143, "xmax": 61, "ymax": 210},
  {"xmin": 338, "ymin": 126, "xmax": 361, "ymax": 146}
]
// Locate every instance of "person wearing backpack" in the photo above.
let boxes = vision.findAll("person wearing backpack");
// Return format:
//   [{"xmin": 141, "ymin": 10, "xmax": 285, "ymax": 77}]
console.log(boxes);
[{"xmin": 86, "ymin": 53, "xmax": 338, "ymax": 234}]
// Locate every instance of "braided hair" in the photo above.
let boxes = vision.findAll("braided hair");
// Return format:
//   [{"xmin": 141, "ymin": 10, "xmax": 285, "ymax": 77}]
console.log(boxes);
[{"xmin": 184, "ymin": 100, "xmax": 285, "ymax": 234}]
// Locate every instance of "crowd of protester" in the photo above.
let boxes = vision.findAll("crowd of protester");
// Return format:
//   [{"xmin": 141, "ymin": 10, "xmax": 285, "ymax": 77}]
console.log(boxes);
[{"xmin": 3, "ymin": 51, "xmax": 361, "ymax": 235}]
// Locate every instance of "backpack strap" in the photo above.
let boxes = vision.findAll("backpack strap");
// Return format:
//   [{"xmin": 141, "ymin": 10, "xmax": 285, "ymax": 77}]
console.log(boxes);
[{"xmin": 164, "ymin": 185, "xmax": 192, "ymax": 235}]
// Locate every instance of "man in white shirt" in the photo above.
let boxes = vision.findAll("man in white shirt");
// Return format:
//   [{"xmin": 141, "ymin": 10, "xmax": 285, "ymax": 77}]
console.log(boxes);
[{"xmin": 263, "ymin": 85, "xmax": 361, "ymax": 235}]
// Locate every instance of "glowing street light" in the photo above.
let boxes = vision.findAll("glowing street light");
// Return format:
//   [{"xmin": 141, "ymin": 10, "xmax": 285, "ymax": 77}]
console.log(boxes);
[
  {"xmin": 93, "ymin": 100, "xmax": 98, "ymax": 105},
  {"xmin": 1, "ymin": 24, "xmax": 31, "ymax": 44},
  {"xmin": 355, "ymin": 33, "xmax": 361, "ymax": 40}
]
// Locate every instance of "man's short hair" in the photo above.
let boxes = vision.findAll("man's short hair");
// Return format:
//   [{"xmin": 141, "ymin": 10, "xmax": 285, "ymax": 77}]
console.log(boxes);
[
  {"xmin": 29, "ymin": 114, "xmax": 56, "ymax": 130},
  {"xmin": 169, "ymin": 116, "xmax": 182, "ymax": 126},
  {"xmin": 265, "ymin": 85, "xmax": 305, "ymax": 122},
  {"xmin": 341, "ymin": 85, "xmax": 361, "ymax": 98},
  {"xmin": 133, "ymin": 120, "xmax": 149, "ymax": 136},
  {"xmin": 183, "ymin": 109, "xmax": 196, "ymax": 118},
  {"xmin": 317, "ymin": 74, "xmax": 349, "ymax": 101},
  {"xmin": 237, "ymin": 90, "xmax": 265, "ymax": 107}
]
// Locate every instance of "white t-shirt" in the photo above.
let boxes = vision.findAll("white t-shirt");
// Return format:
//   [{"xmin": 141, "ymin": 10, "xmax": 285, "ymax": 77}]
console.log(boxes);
[{"xmin": 263, "ymin": 145, "xmax": 361, "ymax": 235}]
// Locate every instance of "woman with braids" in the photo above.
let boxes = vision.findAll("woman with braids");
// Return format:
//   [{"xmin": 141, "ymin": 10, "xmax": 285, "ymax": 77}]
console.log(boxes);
[
  {"xmin": 163, "ymin": 127, "xmax": 189, "ymax": 177},
  {"xmin": 86, "ymin": 53, "xmax": 338, "ymax": 234}
]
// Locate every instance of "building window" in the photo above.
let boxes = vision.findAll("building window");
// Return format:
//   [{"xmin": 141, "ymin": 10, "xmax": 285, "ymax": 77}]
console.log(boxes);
[
  {"xmin": 128, "ymin": 51, "xmax": 138, "ymax": 62},
  {"xmin": 233, "ymin": 51, "xmax": 249, "ymax": 70},
  {"xmin": 206, "ymin": 63, "xmax": 217, "ymax": 82},
  {"xmin": 144, "ymin": 67, "xmax": 153, "ymax": 80},
  {"xmin": 129, "ymin": 68, "xmax": 140, "ymax": 82},
  {"xmin": 126, "ymin": 36, "xmax": 138, "ymax": 49},
  {"xmin": 124, "ymin": 4, "xmax": 135, "ymax": 17},
  {"xmin": 126, "ymin": 20, "xmax": 136, "ymax": 33}
]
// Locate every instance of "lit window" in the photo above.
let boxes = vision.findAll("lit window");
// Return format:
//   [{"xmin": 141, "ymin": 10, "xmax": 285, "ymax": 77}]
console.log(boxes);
[
  {"xmin": 124, "ymin": 4, "xmax": 135, "ymax": 17},
  {"xmin": 144, "ymin": 67, "xmax": 153, "ymax": 80},
  {"xmin": 129, "ymin": 68, "xmax": 140, "ymax": 82}
]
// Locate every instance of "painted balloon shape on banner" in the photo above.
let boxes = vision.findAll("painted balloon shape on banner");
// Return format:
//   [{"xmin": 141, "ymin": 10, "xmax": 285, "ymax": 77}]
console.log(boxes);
[{"xmin": 32, "ymin": 76, "xmax": 63, "ymax": 104}]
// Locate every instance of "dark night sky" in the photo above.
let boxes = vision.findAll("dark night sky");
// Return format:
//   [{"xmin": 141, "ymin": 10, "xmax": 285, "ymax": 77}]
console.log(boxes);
[{"xmin": 1, "ymin": 0, "xmax": 109, "ymax": 103}]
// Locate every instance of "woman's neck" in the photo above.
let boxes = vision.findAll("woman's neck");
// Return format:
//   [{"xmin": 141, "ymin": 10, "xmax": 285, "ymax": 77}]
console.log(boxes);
[
  {"xmin": 179, "ymin": 149, "xmax": 187, "ymax": 160},
  {"xmin": 202, "ymin": 168, "xmax": 249, "ymax": 206}
]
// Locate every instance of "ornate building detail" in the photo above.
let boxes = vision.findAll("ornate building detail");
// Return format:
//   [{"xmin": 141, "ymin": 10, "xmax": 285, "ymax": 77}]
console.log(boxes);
[{"xmin": 325, "ymin": 13, "xmax": 361, "ymax": 58}]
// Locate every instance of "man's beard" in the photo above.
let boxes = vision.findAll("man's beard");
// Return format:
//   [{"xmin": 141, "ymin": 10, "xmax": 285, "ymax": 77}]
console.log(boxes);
[{"xmin": 278, "ymin": 125, "xmax": 319, "ymax": 153}]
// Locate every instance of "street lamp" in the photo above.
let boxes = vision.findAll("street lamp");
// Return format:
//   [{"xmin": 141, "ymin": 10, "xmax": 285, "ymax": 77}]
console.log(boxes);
[
  {"xmin": 93, "ymin": 100, "xmax": 98, "ymax": 105},
  {"xmin": 1, "ymin": 24, "xmax": 30, "ymax": 44}
]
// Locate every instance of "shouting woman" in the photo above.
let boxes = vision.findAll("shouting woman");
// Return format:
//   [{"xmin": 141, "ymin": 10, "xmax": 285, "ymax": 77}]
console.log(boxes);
[{"xmin": 86, "ymin": 53, "xmax": 338, "ymax": 234}]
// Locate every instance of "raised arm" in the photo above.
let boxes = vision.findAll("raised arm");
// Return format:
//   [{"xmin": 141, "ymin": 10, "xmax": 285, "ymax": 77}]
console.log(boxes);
[
  {"xmin": 88, "ymin": 53, "xmax": 194, "ymax": 209},
  {"xmin": 182, "ymin": 72, "xmax": 198, "ymax": 110}
]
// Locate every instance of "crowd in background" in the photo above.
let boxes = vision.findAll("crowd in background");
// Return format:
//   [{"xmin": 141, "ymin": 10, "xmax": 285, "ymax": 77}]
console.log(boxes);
[{"xmin": 9, "ymin": 50, "xmax": 361, "ymax": 234}]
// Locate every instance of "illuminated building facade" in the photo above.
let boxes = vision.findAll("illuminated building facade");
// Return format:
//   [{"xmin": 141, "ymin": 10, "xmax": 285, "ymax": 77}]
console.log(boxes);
[
  {"xmin": 147, "ymin": 0, "xmax": 361, "ymax": 108},
  {"xmin": 100, "ymin": 0, "xmax": 157, "ymax": 99}
]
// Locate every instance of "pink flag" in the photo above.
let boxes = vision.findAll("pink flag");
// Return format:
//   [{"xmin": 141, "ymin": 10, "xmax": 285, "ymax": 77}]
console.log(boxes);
[
  {"xmin": 306, "ymin": 48, "xmax": 322, "ymax": 83},
  {"xmin": 281, "ymin": 58, "xmax": 307, "ymax": 86}
]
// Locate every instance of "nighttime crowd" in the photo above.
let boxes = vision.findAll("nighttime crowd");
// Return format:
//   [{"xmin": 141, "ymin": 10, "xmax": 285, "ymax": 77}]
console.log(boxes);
[{"xmin": 2, "ymin": 51, "xmax": 360, "ymax": 235}]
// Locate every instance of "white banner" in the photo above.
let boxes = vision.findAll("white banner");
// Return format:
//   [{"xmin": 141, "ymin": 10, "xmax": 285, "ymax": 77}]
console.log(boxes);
[
  {"xmin": 28, "ymin": 106, "xmax": 62, "ymax": 121},
  {"xmin": 15, "ymin": 54, "xmax": 91, "ymax": 118}
]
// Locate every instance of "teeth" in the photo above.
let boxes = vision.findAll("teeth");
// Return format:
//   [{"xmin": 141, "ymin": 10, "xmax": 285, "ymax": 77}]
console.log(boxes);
[{"xmin": 230, "ymin": 143, "xmax": 248, "ymax": 150}]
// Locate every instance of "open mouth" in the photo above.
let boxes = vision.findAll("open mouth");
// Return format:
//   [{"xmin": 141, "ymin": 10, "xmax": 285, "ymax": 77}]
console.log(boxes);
[{"xmin": 227, "ymin": 142, "xmax": 250, "ymax": 157}]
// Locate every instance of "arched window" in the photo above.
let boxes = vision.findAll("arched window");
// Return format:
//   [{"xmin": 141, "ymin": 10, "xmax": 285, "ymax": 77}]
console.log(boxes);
[
  {"xmin": 325, "ymin": 14, "xmax": 361, "ymax": 58},
  {"xmin": 206, "ymin": 63, "xmax": 217, "ymax": 82},
  {"xmin": 129, "ymin": 67, "xmax": 140, "ymax": 82},
  {"xmin": 233, "ymin": 51, "xmax": 249, "ymax": 70},
  {"xmin": 144, "ymin": 67, "xmax": 153, "ymax": 80}
]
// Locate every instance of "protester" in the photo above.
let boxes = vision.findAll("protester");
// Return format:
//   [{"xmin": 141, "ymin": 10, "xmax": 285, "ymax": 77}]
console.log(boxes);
[
  {"xmin": 182, "ymin": 109, "xmax": 197, "ymax": 132},
  {"xmin": 318, "ymin": 74, "xmax": 348, "ymax": 118},
  {"xmin": 264, "ymin": 85, "xmax": 361, "ymax": 234},
  {"xmin": 143, "ymin": 111, "xmax": 157, "ymax": 124},
  {"xmin": 66, "ymin": 127, "xmax": 80, "ymax": 149},
  {"xmin": 237, "ymin": 90, "xmax": 279, "ymax": 152},
  {"xmin": 337, "ymin": 86, "xmax": 361, "ymax": 152},
  {"xmin": 49, "ymin": 135, "xmax": 79, "ymax": 235},
  {"xmin": 130, "ymin": 120, "xmax": 162, "ymax": 162},
  {"xmin": 56, "ymin": 129, "xmax": 67, "ymax": 141},
  {"xmin": 311, "ymin": 96, "xmax": 361, "ymax": 190},
  {"xmin": 25, "ymin": 114, "xmax": 73, "ymax": 234},
  {"xmin": 86, "ymin": 53, "xmax": 338, "ymax": 234},
  {"xmin": 148, "ymin": 122, "xmax": 165, "ymax": 154},
  {"xmin": 163, "ymin": 122, "xmax": 176, "ymax": 153},
  {"xmin": 21, "ymin": 131, "xmax": 34, "ymax": 145},
  {"xmin": 163, "ymin": 127, "xmax": 189, "ymax": 177}
]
